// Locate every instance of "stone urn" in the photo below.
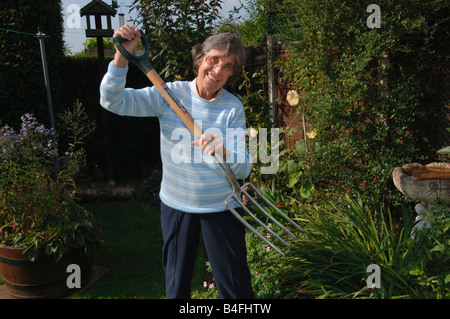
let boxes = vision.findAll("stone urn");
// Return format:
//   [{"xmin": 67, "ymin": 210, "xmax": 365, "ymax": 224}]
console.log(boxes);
[{"xmin": 392, "ymin": 162, "xmax": 450, "ymax": 234}]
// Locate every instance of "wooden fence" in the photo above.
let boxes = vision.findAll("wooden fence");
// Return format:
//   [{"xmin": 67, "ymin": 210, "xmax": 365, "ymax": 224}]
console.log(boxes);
[{"xmin": 244, "ymin": 36, "xmax": 304, "ymax": 147}]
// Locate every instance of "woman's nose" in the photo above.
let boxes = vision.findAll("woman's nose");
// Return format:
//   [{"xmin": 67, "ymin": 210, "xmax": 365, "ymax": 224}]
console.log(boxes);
[{"xmin": 213, "ymin": 65, "xmax": 224, "ymax": 75}]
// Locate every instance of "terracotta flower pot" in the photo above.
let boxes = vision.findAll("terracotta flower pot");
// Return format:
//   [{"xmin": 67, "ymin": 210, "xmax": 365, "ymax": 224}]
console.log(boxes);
[{"xmin": 0, "ymin": 244, "xmax": 92, "ymax": 299}]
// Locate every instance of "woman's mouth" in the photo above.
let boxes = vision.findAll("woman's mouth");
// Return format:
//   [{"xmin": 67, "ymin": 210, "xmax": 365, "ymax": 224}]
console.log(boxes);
[{"xmin": 207, "ymin": 72, "xmax": 219, "ymax": 82}]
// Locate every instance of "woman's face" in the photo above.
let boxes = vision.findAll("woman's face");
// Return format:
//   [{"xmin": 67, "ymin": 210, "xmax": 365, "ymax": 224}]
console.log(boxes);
[{"xmin": 196, "ymin": 49, "xmax": 236, "ymax": 100}]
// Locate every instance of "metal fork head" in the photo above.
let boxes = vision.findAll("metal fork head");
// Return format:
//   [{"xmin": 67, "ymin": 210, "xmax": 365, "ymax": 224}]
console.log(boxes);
[{"xmin": 224, "ymin": 182, "xmax": 303, "ymax": 256}]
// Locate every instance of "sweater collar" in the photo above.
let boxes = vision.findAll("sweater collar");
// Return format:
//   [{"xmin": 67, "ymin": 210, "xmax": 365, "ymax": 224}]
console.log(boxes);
[{"xmin": 188, "ymin": 78, "xmax": 225, "ymax": 105}]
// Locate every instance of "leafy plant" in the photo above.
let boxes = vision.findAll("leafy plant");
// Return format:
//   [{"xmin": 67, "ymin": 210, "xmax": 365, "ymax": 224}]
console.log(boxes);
[
  {"xmin": 245, "ymin": 223, "xmax": 287, "ymax": 299},
  {"xmin": 238, "ymin": 0, "xmax": 281, "ymax": 45},
  {"xmin": 437, "ymin": 146, "xmax": 450, "ymax": 156},
  {"xmin": 277, "ymin": 195, "xmax": 421, "ymax": 299},
  {"xmin": 0, "ymin": 102, "xmax": 101, "ymax": 262},
  {"xmin": 238, "ymin": 67, "xmax": 271, "ymax": 130},
  {"xmin": 82, "ymin": 37, "xmax": 115, "ymax": 50},
  {"xmin": 409, "ymin": 204, "xmax": 450, "ymax": 299}
]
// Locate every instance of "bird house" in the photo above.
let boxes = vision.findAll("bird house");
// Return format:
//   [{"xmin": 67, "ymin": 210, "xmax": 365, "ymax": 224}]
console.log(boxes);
[{"xmin": 80, "ymin": 0, "xmax": 117, "ymax": 38}]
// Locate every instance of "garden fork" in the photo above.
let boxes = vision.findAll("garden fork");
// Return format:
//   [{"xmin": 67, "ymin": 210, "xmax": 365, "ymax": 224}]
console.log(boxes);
[{"xmin": 113, "ymin": 30, "xmax": 303, "ymax": 256}]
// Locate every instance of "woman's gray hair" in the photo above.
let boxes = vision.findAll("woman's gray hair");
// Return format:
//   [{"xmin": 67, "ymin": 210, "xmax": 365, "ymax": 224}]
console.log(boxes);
[{"xmin": 191, "ymin": 33, "xmax": 246, "ymax": 85}]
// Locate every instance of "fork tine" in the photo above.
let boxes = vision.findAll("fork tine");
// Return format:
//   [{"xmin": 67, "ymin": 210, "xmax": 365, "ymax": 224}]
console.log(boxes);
[
  {"xmin": 243, "ymin": 188, "xmax": 297, "ymax": 239},
  {"xmin": 244, "ymin": 183, "xmax": 304, "ymax": 233},
  {"xmin": 237, "ymin": 196, "xmax": 291, "ymax": 248},
  {"xmin": 225, "ymin": 195, "xmax": 286, "ymax": 256}
]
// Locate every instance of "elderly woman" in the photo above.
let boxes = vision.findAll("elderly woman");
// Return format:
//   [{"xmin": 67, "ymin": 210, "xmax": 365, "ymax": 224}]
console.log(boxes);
[{"xmin": 100, "ymin": 25, "xmax": 254, "ymax": 299}]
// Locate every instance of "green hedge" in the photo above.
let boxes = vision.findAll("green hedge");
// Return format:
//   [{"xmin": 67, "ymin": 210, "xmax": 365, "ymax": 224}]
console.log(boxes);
[
  {"xmin": 0, "ymin": 0, "xmax": 65, "ymax": 127},
  {"xmin": 59, "ymin": 55, "xmax": 161, "ymax": 180}
]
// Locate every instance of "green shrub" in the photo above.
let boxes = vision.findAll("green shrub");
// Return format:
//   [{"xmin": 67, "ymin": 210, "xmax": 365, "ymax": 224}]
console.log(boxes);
[{"xmin": 277, "ymin": 195, "xmax": 420, "ymax": 299}]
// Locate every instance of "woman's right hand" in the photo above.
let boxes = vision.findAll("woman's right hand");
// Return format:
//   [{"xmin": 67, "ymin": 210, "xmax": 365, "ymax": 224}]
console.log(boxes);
[{"xmin": 113, "ymin": 24, "xmax": 141, "ymax": 68}]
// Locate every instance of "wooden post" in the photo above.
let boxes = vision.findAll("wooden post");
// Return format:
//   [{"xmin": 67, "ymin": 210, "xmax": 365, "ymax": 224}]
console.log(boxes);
[
  {"xmin": 80, "ymin": 0, "xmax": 117, "ymax": 184},
  {"xmin": 98, "ymin": 46, "xmax": 114, "ymax": 183},
  {"xmin": 267, "ymin": 36, "xmax": 277, "ymax": 127}
]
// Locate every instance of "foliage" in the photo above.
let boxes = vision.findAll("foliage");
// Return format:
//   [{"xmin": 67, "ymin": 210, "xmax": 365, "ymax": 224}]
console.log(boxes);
[
  {"xmin": 234, "ymin": 1, "xmax": 448, "ymax": 299},
  {"xmin": 0, "ymin": 103, "xmax": 101, "ymax": 262},
  {"xmin": 131, "ymin": 0, "xmax": 224, "ymax": 81},
  {"xmin": 271, "ymin": 0, "xmax": 448, "ymax": 208},
  {"xmin": 57, "ymin": 100, "xmax": 96, "ymax": 171},
  {"xmin": 237, "ymin": 67, "xmax": 271, "ymax": 130},
  {"xmin": 0, "ymin": 0, "xmax": 65, "ymax": 126},
  {"xmin": 132, "ymin": 170, "xmax": 162, "ymax": 206},
  {"xmin": 276, "ymin": 195, "xmax": 418, "ymax": 299},
  {"xmin": 80, "ymin": 38, "xmax": 143, "ymax": 53},
  {"xmin": 236, "ymin": 68, "xmax": 315, "ymax": 206},
  {"xmin": 242, "ymin": 192, "xmax": 450, "ymax": 299},
  {"xmin": 238, "ymin": 0, "xmax": 281, "ymax": 46},
  {"xmin": 245, "ymin": 223, "xmax": 287, "ymax": 299},
  {"xmin": 82, "ymin": 37, "xmax": 115, "ymax": 50},
  {"xmin": 438, "ymin": 146, "xmax": 450, "ymax": 156},
  {"xmin": 437, "ymin": 106, "xmax": 450, "ymax": 157},
  {"xmin": 409, "ymin": 204, "xmax": 450, "ymax": 299}
]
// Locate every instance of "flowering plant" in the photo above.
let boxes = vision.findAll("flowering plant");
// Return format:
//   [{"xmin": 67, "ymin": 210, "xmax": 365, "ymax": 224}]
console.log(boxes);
[{"xmin": 0, "ymin": 103, "xmax": 101, "ymax": 262}]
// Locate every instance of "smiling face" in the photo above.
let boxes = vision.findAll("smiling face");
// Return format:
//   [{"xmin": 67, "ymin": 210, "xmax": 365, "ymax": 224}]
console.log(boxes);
[{"xmin": 195, "ymin": 49, "xmax": 236, "ymax": 100}]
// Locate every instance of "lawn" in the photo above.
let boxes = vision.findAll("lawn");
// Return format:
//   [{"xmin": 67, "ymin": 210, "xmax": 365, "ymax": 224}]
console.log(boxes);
[
  {"xmin": 0, "ymin": 201, "xmax": 211, "ymax": 299},
  {"xmin": 75, "ymin": 201, "xmax": 208, "ymax": 299}
]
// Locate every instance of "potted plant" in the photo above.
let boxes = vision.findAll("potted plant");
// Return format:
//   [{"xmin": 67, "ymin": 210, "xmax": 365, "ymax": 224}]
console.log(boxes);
[{"xmin": 0, "ymin": 102, "xmax": 101, "ymax": 298}]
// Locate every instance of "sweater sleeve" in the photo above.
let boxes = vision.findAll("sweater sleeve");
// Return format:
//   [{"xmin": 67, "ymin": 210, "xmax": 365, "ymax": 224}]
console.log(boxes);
[{"xmin": 100, "ymin": 61, "xmax": 165, "ymax": 118}]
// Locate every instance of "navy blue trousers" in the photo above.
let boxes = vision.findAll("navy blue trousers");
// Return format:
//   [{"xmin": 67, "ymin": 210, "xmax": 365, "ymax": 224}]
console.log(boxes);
[{"xmin": 160, "ymin": 201, "xmax": 254, "ymax": 299}]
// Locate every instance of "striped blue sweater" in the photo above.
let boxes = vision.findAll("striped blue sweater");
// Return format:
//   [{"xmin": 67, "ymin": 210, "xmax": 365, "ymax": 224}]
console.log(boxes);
[{"xmin": 100, "ymin": 61, "xmax": 252, "ymax": 213}]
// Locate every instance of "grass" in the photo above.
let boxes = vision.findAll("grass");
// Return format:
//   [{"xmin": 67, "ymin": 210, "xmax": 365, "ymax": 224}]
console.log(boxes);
[{"xmin": 75, "ymin": 201, "xmax": 209, "ymax": 299}]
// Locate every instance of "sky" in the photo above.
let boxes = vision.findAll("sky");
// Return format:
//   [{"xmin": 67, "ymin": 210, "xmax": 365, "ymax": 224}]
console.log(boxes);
[{"xmin": 62, "ymin": 0, "xmax": 243, "ymax": 53}]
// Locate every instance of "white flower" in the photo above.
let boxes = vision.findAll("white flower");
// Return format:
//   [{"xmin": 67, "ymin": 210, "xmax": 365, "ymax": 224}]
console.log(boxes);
[
  {"xmin": 249, "ymin": 128, "xmax": 258, "ymax": 138},
  {"xmin": 306, "ymin": 130, "xmax": 317, "ymax": 139},
  {"xmin": 286, "ymin": 90, "xmax": 300, "ymax": 106}
]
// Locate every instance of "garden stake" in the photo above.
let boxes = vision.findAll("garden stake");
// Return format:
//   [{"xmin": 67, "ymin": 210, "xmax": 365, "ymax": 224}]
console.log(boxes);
[{"xmin": 113, "ymin": 30, "xmax": 303, "ymax": 256}]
